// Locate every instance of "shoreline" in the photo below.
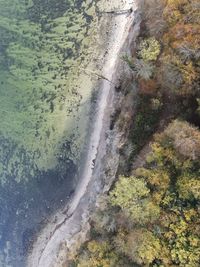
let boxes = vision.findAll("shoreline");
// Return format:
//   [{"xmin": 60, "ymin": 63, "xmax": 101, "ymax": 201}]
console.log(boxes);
[{"xmin": 27, "ymin": 2, "xmax": 136, "ymax": 266}]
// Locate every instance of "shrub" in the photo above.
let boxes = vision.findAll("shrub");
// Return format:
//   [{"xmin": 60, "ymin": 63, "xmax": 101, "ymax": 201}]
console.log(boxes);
[
  {"xmin": 163, "ymin": 120, "xmax": 200, "ymax": 160},
  {"xmin": 109, "ymin": 176, "xmax": 160, "ymax": 224},
  {"xmin": 123, "ymin": 55, "xmax": 154, "ymax": 80},
  {"xmin": 133, "ymin": 59, "xmax": 154, "ymax": 80},
  {"xmin": 139, "ymin": 78, "xmax": 157, "ymax": 95},
  {"xmin": 138, "ymin": 37, "xmax": 161, "ymax": 61},
  {"xmin": 177, "ymin": 176, "xmax": 200, "ymax": 200}
]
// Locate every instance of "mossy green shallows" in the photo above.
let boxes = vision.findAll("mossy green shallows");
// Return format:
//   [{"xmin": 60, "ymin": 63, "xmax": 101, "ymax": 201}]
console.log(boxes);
[{"xmin": 0, "ymin": 0, "xmax": 98, "ymax": 185}]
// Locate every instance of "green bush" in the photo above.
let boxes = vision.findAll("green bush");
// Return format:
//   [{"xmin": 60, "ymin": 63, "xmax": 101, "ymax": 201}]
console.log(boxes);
[{"xmin": 138, "ymin": 37, "xmax": 161, "ymax": 61}]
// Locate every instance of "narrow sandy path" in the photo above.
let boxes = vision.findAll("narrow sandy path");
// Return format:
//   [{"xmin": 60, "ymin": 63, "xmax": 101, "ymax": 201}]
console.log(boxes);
[{"xmin": 27, "ymin": 2, "xmax": 136, "ymax": 267}]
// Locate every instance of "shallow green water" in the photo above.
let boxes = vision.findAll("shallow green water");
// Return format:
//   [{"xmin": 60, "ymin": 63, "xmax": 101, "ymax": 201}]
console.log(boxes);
[{"xmin": 0, "ymin": 0, "xmax": 99, "ymax": 265}]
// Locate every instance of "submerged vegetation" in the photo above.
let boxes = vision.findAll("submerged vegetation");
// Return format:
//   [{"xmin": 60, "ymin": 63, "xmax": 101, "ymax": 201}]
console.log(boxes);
[
  {"xmin": 0, "ymin": 0, "xmax": 97, "ymax": 185},
  {"xmin": 0, "ymin": 0, "xmax": 100, "ymax": 265},
  {"xmin": 70, "ymin": 0, "xmax": 200, "ymax": 266}
]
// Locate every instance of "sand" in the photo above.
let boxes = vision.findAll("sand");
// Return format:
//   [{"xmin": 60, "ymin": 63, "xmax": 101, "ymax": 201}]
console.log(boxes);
[{"xmin": 27, "ymin": 1, "xmax": 136, "ymax": 266}]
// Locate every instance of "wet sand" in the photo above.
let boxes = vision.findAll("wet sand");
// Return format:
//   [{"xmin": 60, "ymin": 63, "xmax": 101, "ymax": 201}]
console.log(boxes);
[{"xmin": 27, "ymin": 1, "xmax": 136, "ymax": 266}]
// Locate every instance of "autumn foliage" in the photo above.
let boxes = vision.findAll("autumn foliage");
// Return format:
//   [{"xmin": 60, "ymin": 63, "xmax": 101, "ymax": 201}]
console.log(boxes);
[
  {"xmin": 72, "ymin": 121, "xmax": 200, "ymax": 266},
  {"xmin": 70, "ymin": 0, "xmax": 200, "ymax": 266}
]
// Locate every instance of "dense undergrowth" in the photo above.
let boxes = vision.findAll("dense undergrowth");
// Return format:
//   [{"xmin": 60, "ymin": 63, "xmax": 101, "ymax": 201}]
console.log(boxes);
[{"xmin": 69, "ymin": 0, "xmax": 200, "ymax": 266}]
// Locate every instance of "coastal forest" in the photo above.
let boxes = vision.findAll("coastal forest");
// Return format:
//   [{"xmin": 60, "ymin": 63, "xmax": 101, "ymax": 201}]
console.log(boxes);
[{"xmin": 70, "ymin": 0, "xmax": 200, "ymax": 266}]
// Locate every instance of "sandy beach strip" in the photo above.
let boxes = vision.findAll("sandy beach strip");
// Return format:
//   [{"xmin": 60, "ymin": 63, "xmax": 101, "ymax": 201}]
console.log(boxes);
[{"xmin": 27, "ymin": 1, "xmax": 136, "ymax": 266}]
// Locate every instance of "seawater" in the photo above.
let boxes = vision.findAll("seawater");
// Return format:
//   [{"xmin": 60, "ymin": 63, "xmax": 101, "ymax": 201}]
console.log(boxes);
[{"xmin": 0, "ymin": 0, "xmax": 99, "ymax": 265}]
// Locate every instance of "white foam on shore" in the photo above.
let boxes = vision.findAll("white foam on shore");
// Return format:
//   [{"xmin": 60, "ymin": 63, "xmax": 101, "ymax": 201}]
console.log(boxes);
[{"xmin": 27, "ymin": 2, "xmax": 136, "ymax": 266}]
